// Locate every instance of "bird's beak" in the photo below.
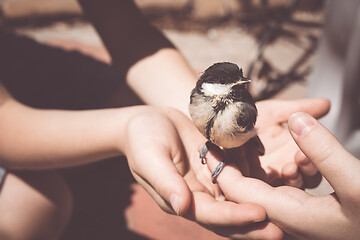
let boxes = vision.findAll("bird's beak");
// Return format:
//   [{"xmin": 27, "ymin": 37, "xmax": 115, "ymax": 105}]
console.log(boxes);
[{"xmin": 231, "ymin": 78, "xmax": 251, "ymax": 87}]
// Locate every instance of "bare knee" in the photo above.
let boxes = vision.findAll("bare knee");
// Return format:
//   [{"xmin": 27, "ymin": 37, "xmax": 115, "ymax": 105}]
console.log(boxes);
[{"xmin": 0, "ymin": 171, "xmax": 73, "ymax": 240}]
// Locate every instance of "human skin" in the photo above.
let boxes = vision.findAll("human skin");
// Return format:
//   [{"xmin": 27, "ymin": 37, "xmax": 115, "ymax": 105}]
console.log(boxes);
[
  {"xmin": 122, "ymin": 99, "xmax": 330, "ymax": 239},
  {"xmin": 206, "ymin": 112, "xmax": 360, "ymax": 240},
  {"xmin": 0, "ymin": 171, "xmax": 72, "ymax": 240},
  {"xmin": 0, "ymin": 0, "xmax": 330, "ymax": 238},
  {"xmin": 74, "ymin": 0, "xmax": 331, "ymax": 238},
  {"xmin": 76, "ymin": 0, "xmax": 328, "ymax": 188},
  {"xmin": 0, "ymin": 80, "xmax": 329, "ymax": 239},
  {"xmin": 0, "ymin": 83, "xmax": 278, "ymax": 239},
  {"xmin": 0, "ymin": 19, "xmax": 326, "ymax": 240}
]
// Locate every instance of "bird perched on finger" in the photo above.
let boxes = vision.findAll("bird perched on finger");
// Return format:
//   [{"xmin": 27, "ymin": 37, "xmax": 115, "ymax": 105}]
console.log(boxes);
[{"xmin": 189, "ymin": 62, "xmax": 264, "ymax": 183}]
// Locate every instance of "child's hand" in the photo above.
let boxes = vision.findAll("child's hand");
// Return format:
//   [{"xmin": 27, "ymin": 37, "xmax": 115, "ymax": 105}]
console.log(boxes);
[
  {"xmin": 123, "ymin": 107, "xmax": 283, "ymax": 239},
  {"xmin": 255, "ymin": 98, "xmax": 330, "ymax": 187},
  {"xmin": 206, "ymin": 112, "xmax": 360, "ymax": 240}
]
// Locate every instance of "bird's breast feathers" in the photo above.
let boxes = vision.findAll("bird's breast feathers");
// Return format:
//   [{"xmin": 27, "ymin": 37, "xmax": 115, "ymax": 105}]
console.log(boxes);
[
  {"xmin": 189, "ymin": 91, "xmax": 216, "ymax": 137},
  {"xmin": 211, "ymin": 102, "xmax": 257, "ymax": 148},
  {"xmin": 189, "ymin": 93, "xmax": 257, "ymax": 148}
]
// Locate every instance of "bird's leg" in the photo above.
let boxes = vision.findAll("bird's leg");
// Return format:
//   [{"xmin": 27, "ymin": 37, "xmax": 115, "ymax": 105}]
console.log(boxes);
[
  {"xmin": 199, "ymin": 141, "xmax": 228, "ymax": 184},
  {"xmin": 200, "ymin": 141, "xmax": 211, "ymax": 164},
  {"xmin": 248, "ymin": 136, "xmax": 265, "ymax": 156},
  {"xmin": 211, "ymin": 157, "xmax": 228, "ymax": 184}
]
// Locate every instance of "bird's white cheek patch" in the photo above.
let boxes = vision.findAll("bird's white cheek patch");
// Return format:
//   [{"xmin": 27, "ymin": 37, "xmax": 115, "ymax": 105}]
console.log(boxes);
[{"xmin": 201, "ymin": 83, "xmax": 231, "ymax": 96}]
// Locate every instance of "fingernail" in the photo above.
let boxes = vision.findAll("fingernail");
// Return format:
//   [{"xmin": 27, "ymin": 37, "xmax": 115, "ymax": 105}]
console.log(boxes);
[
  {"xmin": 299, "ymin": 156, "xmax": 311, "ymax": 166},
  {"xmin": 289, "ymin": 169, "xmax": 299, "ymax": 180},
  {"xmin": 289, "ymin": 112, "xmax": 315, "ymax": 137},
  {"xmin": 296, "ymin": 151, "xmax": 311, "ymax": 165},
  {"xmin": 170, "ymin": 193, "xmax": 181, "ymax": 215},
  {"xmin": 284, "ymin": 164, "xmax": 299, "ymax": 180}
]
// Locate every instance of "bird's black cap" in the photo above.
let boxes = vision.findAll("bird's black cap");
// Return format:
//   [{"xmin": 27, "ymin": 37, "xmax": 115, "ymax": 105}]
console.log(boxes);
[{"xmin": 196, "ymin": 62, "xmax": 246, "ymax": 88}]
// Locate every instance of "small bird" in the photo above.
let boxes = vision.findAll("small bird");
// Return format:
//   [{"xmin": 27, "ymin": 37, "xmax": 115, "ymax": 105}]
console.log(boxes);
[{"xmin": 189, "ymin": 62, "xmax": 264, "ymax": 183}]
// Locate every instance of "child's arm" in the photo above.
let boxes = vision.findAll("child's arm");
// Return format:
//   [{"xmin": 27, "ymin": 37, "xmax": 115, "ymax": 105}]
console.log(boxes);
[
  {"xmin": 0, "ymin": 83, "xmax": 149, "ymax": 170},
  {"xmin": 77, "ymin": 0, "xmax": 197, "ymax": 115},
  {"xmin": 0, "ymin": 83, "xmax": 277, "ymax": 238}
]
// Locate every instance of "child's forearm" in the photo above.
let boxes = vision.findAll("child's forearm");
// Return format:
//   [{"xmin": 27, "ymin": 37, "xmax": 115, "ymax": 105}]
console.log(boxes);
[
  {"xmin": 78, "ymin": 0, "xmax": 197, "ymax": 116},
  {"xmin": 126, "ymin": 48, "xmax": 197, "ymax": 116},
  {"xmin": 0, "ymin": 97, "xmax": 150, "ymax": 170}
]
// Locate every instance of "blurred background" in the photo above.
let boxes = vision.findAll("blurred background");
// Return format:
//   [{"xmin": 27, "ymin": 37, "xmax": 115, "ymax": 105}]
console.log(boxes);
[
  {"xmin": 0, "ymin": 0, "xmax": 330, "ymax": 239},
  {"xmin": 0, "ymin": 0, "xmax": 325, "ymax": 100}
]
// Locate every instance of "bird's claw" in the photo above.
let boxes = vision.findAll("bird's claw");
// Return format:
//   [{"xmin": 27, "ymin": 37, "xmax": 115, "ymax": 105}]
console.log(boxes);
[
  {"xmin": 199, "ymin": 141, "xmax": 227, "ymax": 184},
  {"xmin": 199, "ymin": 141, "xmax": 211, "ymax": 164},
  {"xmin": 211, "ymin": 160, "xmax": 226, "ymax": 184}
]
